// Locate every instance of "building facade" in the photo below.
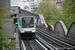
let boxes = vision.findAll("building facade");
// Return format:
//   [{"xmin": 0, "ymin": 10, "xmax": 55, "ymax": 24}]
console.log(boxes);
[
  {"xmin": 21, "ymin": 0, "xmax": 38, "ymax": 13},
  {"xmin": 0, "ymin": 0, "xmax": 10, "ymax": 7},
  {"xmin": 20, "ymin": 0, "xmax": 64, "ymax": 13},
  {"xmin": 19, "ymin": 0, "xmax": 44, "ymax": 13},
  {"xmin": 29, "ymin": 0, "xmax": 38, "ymax": 12}
]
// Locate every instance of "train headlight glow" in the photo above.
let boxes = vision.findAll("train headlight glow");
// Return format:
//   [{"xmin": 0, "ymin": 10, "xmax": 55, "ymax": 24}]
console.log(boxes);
[{"xmin": 21, "ymin": 30, "xmax": 24, "ymax": 33}]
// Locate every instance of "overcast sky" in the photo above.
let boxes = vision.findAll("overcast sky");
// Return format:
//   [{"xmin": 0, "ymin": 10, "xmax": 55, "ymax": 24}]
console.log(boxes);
[{"xmin": 10, "ymin": 0, "xmax": 23, "ymax": 6}]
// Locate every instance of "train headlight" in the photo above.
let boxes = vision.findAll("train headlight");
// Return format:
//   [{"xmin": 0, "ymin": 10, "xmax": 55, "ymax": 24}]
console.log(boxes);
[{"xmin": 21, "ymin": 30, "xmax": 24, "ymax": 33}]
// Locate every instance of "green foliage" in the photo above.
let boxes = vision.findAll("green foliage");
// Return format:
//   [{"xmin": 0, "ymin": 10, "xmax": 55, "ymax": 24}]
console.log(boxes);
[
  {"xmin": 61, "ymin": 0, "xmax": 75, "ymax": 29},
  {"xmin": 0, "ymin": 2, "xmax": 10, "ymax": 18},
  {"xmin": 37, "ymin": 0, "xmax": 59, "ymax": 25},
  {"xmin": 3, "ymin": 36, "xmax": 16, "ymax": 50},
  {"xmin": 0, "ymin": 19, "xmax": 2, "ymax": 29},
  {"xmin": 50, "ymin": 0, "xmax": 75, "ymax": 29},
  {"xmin": 37, "ymin": 0, "xmax": 75, "ymax": 29},
  {"xmin": 0, "ymin": 2, "xmax": 16, "ymax": 50},
  {"xmin": 62, "ymin": 0, "xmax": 75, "ymax": 16},
  {"xmin": 0, "ymin": 30, "xmax": 3, "ymax": 50},
  {"xmin": 46, "ymin": 12, "xmax": 75, "ymax": 29}
]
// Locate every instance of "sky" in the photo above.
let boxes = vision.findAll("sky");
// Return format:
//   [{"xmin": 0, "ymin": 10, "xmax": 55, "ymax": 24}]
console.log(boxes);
[{"xmin": 10, "ymin": 0, "xmax": 23, "ymax": 6}]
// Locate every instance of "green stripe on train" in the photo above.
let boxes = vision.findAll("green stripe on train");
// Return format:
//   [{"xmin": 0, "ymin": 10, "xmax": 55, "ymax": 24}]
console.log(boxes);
[
  {"xmin": 34, "ymin": 19, "xmax": 35, "ymax": 25},
  {"xmin": 18, "ymin": 19, "xmax": 21, "ymax": 26}
]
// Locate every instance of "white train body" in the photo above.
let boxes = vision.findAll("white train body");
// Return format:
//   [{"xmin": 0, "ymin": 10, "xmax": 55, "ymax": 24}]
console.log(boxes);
[{"xmin": 18, "ymin": 16, "xmax": 36, "ymax": 39}]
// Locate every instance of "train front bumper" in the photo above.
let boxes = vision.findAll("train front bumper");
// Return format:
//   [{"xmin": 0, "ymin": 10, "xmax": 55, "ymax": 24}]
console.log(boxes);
[{"xmin": 19, "ymin": 31, "xmax": 35, "ymax": 40}]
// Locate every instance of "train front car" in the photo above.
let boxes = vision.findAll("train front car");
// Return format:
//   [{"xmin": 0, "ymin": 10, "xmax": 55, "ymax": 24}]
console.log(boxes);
[{"xmin": 18, "ymin": 16, "xmax": 36, "ymax": 40}]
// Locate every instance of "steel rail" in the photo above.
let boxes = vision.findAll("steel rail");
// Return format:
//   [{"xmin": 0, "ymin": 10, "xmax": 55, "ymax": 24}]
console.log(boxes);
[
  {"xmin": 36, "ymin": 35, "xmax": 68, "ymax": 50},
  {"xmin": 20, "ymin": 40, "xmax": 45, "ymax": 50},
  {"xmin": 36, "ymin": 28, "xmax": 75, "ymax": 50},
  {"xmin": 37, "ymin": 28, "xmax": 75, "ymax": 47},
  {"xmin": 37, "ymin": 29, "xmax": 74, "ymax": 48},
  {"xmin": 21, "ymin": 40, "xmax": 26, "ymax": 50},
  {"xmin": 38, "ymin": 28, "xmax": 75, "ymax": 46}
]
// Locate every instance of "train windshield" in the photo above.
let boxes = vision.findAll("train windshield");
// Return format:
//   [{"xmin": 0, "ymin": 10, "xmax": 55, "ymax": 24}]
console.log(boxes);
[{"xmin": 22, "ymin": 17, "xmax": 34, "ymax": 28}]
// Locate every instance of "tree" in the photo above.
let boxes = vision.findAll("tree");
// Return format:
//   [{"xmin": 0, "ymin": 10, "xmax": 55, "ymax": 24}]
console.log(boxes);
[
  {"xmin": 0, "ymin": 2, "xmax": 10, "ymax": 18},
  {"xmin": 63, "ymin": 0, "xmax": 75, "ymax": 16},
  {"xmin": 37, "ymin": 0, "xmax": 59, "ymax": 24},
  {"xmin": 62, "ymin": 0, "xmax": 75, "ymax": 29},
  {"xmin": 0, "ymin": 2, "xmax": 16, "ymax": 50},
  {"xmin": 37, "ymin": 0, "xmax": 75, "ymax": 29}
]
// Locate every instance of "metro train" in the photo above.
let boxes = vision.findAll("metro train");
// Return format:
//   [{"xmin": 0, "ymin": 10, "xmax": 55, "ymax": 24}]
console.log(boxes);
[{"xmin": 18, "ymin": 16, "xmax": 36, "ymax": 39}]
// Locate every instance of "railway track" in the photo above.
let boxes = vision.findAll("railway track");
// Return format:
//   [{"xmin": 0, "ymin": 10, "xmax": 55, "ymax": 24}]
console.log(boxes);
[
  {"xmin": 36, "ymin": 28, "xmax": 75, "ymax": 50},
  {"xmin": 20, "ymin": 39, "xmax": 45, "ymax": 50}
]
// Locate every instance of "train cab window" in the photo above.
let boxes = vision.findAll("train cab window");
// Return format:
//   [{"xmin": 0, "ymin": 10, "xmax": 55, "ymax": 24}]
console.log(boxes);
[{"xmin": 22, "ymin": 17, "xmax": 34, "ymax": 28}]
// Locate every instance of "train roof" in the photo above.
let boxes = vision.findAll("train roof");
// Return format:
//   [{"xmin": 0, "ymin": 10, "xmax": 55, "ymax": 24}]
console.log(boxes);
[{"xmin": 18, "ymin": 16, "xmax": 35, "ymax": 19}]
